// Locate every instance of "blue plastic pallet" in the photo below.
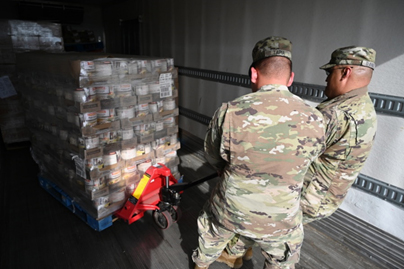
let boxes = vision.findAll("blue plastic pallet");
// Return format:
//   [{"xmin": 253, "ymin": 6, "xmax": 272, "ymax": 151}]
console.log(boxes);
[{"xmin": 38, "ymin": 175, "xmax": 113, "ymax": 231}]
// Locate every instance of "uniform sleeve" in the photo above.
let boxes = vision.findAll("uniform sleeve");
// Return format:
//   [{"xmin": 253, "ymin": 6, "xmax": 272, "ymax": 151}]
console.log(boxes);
[
  {"xmin": 204, "ymin": 103, "xmax": 229, "ymax": 172},
  {"xmin": 301, "ymin": 108, "xmax": 353, "ymax": 224}
]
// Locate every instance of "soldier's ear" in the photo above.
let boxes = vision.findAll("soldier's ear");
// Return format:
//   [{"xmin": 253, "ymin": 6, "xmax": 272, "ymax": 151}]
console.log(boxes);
[
  {"xmin": 341, "ymin": 66, "xmax": 353, "ymax": 80},
  {"xmin": 287, "ymin": 72, "xmax": 295, "ymax": 87},
  {"xmin": 250, "ymin": 67, "xmax": 258, "ymax": 84}
]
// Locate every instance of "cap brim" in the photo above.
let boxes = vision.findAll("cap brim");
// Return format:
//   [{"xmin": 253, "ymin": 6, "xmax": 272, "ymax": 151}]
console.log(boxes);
[{"xmin": 319, "ymin": 63, "xmax": 336, "ymax": 70}]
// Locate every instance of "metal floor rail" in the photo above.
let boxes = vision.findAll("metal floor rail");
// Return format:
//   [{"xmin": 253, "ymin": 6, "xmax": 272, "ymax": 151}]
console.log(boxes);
[{"xmin": 310, "ymin": 208, "xmax": 404, "ymax": 269}]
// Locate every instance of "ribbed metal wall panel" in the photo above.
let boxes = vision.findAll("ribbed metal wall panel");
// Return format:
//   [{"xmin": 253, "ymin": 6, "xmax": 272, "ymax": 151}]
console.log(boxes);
[{"xmin": 178, "ymin": 66, "xmax": 404, "ymax": 117}]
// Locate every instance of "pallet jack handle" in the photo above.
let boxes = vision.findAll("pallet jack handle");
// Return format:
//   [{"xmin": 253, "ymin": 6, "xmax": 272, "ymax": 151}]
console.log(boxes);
[{"xmin": 168, "ymin": 173, "xmax": 218, "ymax": 192}]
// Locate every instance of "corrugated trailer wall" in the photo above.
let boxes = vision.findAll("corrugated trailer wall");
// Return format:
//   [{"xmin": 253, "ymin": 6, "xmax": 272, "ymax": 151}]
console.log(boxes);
[{"xmin": 101, "ymin": 0, "xmax": 404, "ymax": 240}]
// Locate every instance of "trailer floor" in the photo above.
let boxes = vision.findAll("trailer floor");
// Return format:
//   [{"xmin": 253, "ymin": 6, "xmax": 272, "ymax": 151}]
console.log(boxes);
[{"xmin": 0, "ymin": 139, "xmax": 402, "ymax": 269}]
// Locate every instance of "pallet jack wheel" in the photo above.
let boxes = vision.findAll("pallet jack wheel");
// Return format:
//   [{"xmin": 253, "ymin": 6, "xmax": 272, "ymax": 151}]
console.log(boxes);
[
  {"xmin": 153, "ymin": 210, "xmax": 173, "ymax": 229},
  {"xmin": 169, "ymin": 206, "xmax": 182, "ymax": 223}
]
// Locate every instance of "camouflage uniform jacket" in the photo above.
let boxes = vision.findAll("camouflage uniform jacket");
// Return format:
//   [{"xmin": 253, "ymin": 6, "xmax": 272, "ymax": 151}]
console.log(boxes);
[
  {"xmin": 301, "ymin": 86, "xmax": 377, "ymax": 223},
  {"xmin": 204, "ymin": 84, "xmax": 325, "ymax": 239}
]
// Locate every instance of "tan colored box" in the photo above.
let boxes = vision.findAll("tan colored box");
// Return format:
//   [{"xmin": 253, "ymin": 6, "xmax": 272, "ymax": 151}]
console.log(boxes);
[
  {"xmin": 81, "ymin": 120, "xmax": 120, "ymax": 137},
  {"xmin": 152, "ymin": 107, "xmax": 179, "ymax": 121},
  {"xmin": 0, "ymin": 97, "xmax": 24, "ymax": 117},
  {"xmin": 120, "ymin": 137, "xmax": 137, "ymax": 150},
  {"xmin": 155, "ymin": 142, "xmax": 181, "ymax": 158},
  {"xmin": 69, "ymin": 144, "xmax": 104, "ymax": 160},
  {"xmin": 120, "ymin": 114, "xmax": 153, "ymax": 129},
  {"xmin": 1, "ymin": 126, "xmax": 30, "ymax": 144}
]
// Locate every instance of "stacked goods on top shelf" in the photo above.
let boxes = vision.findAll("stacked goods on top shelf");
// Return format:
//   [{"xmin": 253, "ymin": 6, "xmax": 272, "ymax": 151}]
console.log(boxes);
[
  {"xmin": 0, "ymin": 20, "xmax": 64, "ymax": 146},
  {"xmin": 0, "ymin": 19, "xmax": 64, "ymax": 75},
  {"xmin": 16, "ymin": 52, "xmax": 180, "ymax": 220}
]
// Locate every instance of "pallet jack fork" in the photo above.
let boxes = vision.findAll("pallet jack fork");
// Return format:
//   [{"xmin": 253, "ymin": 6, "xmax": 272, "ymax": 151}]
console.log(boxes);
[{"xmin": 115, "ymin": 163, "xmax": 217, "ymax": 229}]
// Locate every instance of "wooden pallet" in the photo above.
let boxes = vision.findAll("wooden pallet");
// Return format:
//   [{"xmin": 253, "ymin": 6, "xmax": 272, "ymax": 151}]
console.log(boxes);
[
  {"xmin": 38, "ymin": 175, "xmax": 114, "ymax": 231},
  {"xmin": 4, "ymin": 140, "xmax": 31, "ymax": 150}
]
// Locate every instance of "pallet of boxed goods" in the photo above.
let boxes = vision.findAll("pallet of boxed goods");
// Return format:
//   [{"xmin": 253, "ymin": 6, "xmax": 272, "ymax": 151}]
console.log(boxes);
[{"xmin": 17, "ymin": 52, "xmax": 181, "ymax": 229}]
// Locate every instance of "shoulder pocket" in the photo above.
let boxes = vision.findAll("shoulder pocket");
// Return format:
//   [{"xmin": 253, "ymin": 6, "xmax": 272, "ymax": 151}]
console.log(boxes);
[{"xmin": 346, "ymin": 115, "xmax": 358, "ymax": 156}]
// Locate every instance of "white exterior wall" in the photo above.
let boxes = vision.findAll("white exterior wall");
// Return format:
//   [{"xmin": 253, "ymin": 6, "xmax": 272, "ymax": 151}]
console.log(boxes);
[{"xmin": 138, "ymin": 0, "xmax": 404, "ymax": 241}]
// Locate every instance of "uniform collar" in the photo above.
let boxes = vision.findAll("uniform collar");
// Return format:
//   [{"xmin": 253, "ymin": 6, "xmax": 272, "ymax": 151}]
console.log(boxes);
[
  {"xmin": 326, "ymin": 86, "xmax": 368, "ymax": 102},
  {"xmin": 258, "ymin": 84, "xmax": 289, "ymax": 92},
  {"xmin": 343, "ymin": 86, "xmax": 368, "ymax": 98}
]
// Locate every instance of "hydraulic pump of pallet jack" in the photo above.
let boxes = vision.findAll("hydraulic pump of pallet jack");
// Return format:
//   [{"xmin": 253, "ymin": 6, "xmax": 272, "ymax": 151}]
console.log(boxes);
[
  {"xmin": 131, "ymin": 165, "xmax": 181, "ymax": 206},
  {"xmin": 115, "ymin": 163, "xmax": 218, "ymax": 228},
  {"xmin": 115, "ymin": 163, "xmax": 180, "ymax": 224}
]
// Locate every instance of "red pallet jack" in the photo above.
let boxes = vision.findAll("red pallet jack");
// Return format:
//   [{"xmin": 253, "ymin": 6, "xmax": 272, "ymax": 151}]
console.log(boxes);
[{"xmin": 115, "ymin": 163, "xmax": 217, "ymax": 229}]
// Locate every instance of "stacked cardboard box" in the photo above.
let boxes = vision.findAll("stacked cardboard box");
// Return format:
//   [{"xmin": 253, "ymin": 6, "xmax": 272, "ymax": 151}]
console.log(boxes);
[
  {"xmin": 0, "ymin": 20, "xmax": 64, "ymax": 145},
  {"xmin": 0, "ymin": 93, "xmax": 30, "ymax": 145},
  {"xmin": 0, "ymin": 19, "xmax": 64, "ymax": 76},
  {"xmin": 16, "ymin": 52, "xmax": 181, "ymax": 220}
]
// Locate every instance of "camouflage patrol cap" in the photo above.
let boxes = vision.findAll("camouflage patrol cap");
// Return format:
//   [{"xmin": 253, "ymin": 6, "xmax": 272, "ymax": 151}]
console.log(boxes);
[
  {"xmin": 251, "ymin": 36, "xmax": 292, "ymax": 65},
  {"xmin": 320, "ymin": 46, "xmax": 376, "ymax": 70}
]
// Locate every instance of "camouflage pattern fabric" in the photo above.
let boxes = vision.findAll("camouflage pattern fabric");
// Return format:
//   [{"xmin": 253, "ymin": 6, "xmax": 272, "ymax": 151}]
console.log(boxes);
[
  {"xmin": 192, "ymin": 203, "xmax": 242, "ymax": 267},
  {"xmin": 252, "ymin": 36, "xmax": 293, "ymax": 63},
  {"xmin": 192, "ymin": 202, "xmax": 303, "ymax": 268},
  {"xmin": 301, "ymin": 87, "xmax": 377, "ymax": 223},
  {"xmin": 194, "ymin": 84, "xmax": 325, "ymax": 266},
  {"xmin": 319, "ymin": 46, "xmax": 376, "ymax": 70},
  {"xmin": 225, "ymin": 231, "xmax": 303, "ymax": 268}
]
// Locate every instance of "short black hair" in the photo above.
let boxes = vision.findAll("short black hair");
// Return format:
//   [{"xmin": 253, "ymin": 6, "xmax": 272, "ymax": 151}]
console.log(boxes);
[{"xmin": 251, "ymin": 56, "xmax": 292, "ymax": 78}]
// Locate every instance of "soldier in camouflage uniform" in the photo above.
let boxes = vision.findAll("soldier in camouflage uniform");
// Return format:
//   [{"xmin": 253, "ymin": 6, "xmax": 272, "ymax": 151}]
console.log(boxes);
[
  {"xmin": 227, "ymin": 46, "xmax": 378, "ymax": 267},
  {"xmin": 300, "ymin": 46, "xmax": 378, "ymax": 223},
  {"xmin": 192, "ymin": 36, "xmax": 326, "ymax": 269}
]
